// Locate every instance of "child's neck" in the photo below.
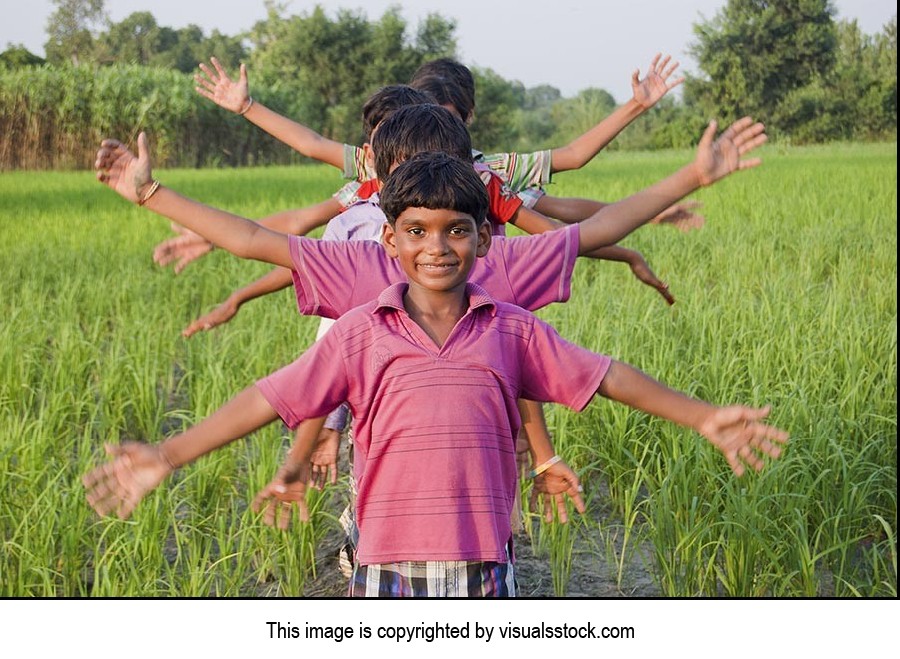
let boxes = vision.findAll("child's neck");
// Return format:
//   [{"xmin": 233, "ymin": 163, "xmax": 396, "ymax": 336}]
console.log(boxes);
[{"xmin": 403, "ymin": 285, "xmax": 468, "ymax": 349}]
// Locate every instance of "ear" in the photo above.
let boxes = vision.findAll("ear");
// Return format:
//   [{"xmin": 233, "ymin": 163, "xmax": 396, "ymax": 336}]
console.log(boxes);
[
  {"xmin": 475, "ymin": 222, "xmax": 492, "ymax": 257},
  {"xmin": 363, "ymin": 142, "xmax": 375, "ymax": 171},
  {"xmin": 381, "ymin": 221, "xmax": 399, "ymax": 257}
]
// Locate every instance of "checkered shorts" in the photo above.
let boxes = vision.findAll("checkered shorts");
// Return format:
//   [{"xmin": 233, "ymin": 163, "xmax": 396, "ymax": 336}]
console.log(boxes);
[{"xmin": 349, "ymin": 557, "xmax": 517, "ymax": 598}]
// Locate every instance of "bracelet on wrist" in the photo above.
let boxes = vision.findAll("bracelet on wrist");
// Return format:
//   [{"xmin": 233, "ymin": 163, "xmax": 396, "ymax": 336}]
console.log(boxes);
[
  {"xmin": 529, "ymin": 454, "xmax": 561, "ymax": 479},
  {"xmin": 238, "ymin": 96, "xmax": 254, "ymax": 116},
  {"xmin": 137, "ymin": 179, "xmax": 160, "ymax": 206}
]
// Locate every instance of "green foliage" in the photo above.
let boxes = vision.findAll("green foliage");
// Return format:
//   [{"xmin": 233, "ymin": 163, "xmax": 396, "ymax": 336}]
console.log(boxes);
[
  {"xmin": 0, "ymin": 64, "xmax": 310, "ymax": 169},
  {"xmin": 1, "ymin": 144, "xmax": 895, "ymax": 596},
  {"xmin": 44, "ymin": 0, "xmax": 108, "ymax": 66},
  {"xmin": 468, "ymin": 67, "xmax": 524, "ymax": 152},
  {"xmin": 247, "ymin": 3, "xmax": 457, "ymax": 145},
  {"xmin": 0, "ymin": 45, "xmax": 46, "ymax": 69},
  {"xmin": 687, "ymin": 0, "xmax": 838, "ymax": 122}
]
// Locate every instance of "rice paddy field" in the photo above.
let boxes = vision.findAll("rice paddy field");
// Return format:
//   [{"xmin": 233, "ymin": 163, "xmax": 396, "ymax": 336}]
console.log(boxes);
[{"xmin": 0, "ymin": 141, "xmax": 895, "ymax": 597}]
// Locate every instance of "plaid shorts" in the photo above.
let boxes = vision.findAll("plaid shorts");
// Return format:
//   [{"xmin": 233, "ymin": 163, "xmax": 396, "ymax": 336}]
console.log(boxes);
[{"xmin": 349, "ymin": 557, "xmax": 517, "ymax": 598}]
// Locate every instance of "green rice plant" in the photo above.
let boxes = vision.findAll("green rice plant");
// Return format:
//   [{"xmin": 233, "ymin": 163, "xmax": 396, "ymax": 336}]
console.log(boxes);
[{"xmin": 1, "ymin": 143, "xmax": 894, "ymax": 597}]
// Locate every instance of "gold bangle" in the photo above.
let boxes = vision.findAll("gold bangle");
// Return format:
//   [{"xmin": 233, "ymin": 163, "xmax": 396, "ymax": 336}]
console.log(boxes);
[
  {"xmin": 137, "ymin": 179, "xmax": 160, "ymax": 206},
  {"xmin": 529, "ymin": 454, "xmax": 561, "ymax": 478},
  {"xmin": 238, "ymin": 96, "xmax": 254, "ymax": 116}
]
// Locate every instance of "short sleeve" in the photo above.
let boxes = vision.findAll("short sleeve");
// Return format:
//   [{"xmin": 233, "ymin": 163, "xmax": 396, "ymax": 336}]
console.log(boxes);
[
  {"xmin": 332, "ymin": 180, "xmax": 362, "ymax": 210},
  {"xmin": 341, "ymin": 144, "xmax": 367, "ymax": 180},
  {"xmin": 288, "ymin": 236, "xmax": 400, "ymax": 318},
  {"xmin": 479, "ymin": 150, "xmax": 552, "ymax": 191},
  {"xmin": 494, "ymin": 224, "xmax": 579, "ymax": 311},
  {"xmin": 256, "ymin": 327, "xmax": 351, "ymax": 429},
  {"xmin": 518, "ymin": 315, "xmax": 611, "ymax": 411},
  {"xmin": 482, "ymin": 171, "xmax": 523, "ymax": 225}
]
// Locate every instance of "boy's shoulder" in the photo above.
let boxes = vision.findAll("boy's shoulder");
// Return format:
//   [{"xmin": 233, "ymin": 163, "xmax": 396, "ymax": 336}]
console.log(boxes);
[{"xmin": 323, "ymin": 196, "xmax": 386, "ymax": 242}]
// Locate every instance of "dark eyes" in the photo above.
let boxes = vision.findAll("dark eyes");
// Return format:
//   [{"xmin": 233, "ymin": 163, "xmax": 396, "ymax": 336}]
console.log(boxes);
[{"xmin": 405, "ymin": 226, "xmax": 471, "ymax": 237}]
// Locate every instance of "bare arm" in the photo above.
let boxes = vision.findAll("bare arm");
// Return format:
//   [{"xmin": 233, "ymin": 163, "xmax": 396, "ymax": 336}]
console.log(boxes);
[
  {"xmin": 153, "ymin": 198, "xmax": 342, "ymax": 274},
  {"xmin": 83, "ymin": 386, "xmax": 280, "ymax": 518},
  {"xmin": 577, "ymin": 118, "xmax": 766, "ymax": 254},
  {"xmin": 195, "ymin": 57, "xmax": 345, "ymax": 169},
  {"xmin": 550, "ymin": 53, "xmax": 684, "ymax": 173},
  {"xmin": 182, "ymin": 267, "xmax": 295, "ymax": 338},
  {"xmin": 534, "ymin": 195, "xmax": 607, "ymax": 222},
  {"xmin": 257, "ymin": 197, "xmax": 342, "ymax": 234},
  {"xmin": 597, "ymin": 361, "xmax": 788, "ymax": 477},
  {"xmin": 95, "ymin": 133, "xmax": 293, "ymax": 269}
]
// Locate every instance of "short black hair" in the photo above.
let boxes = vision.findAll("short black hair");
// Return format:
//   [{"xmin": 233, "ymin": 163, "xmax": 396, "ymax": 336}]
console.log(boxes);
[
  {"xmin": 410, "ymin": 74, "xmax": 474, "ymax": 124},
  {"xmin": 361, "ymin": 84, "xmax": 434, "ymax": 140},
  {"xmin": 410, "ymin": 58, "xmax": 476, "ymax": 117},
  {"xmin": 372, "ymin": 104, "xmax": 472, "ymax": 182},
  {"xmin": 380, "ymin": 152, "xmax": 489, "ymax": 227}
]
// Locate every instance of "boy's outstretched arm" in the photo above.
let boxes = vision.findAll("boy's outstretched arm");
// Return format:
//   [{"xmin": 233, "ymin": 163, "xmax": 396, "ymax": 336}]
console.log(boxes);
[
  {"xmin": 535, "ymin": 195, "xmax": 705, "ymax": 231},
  {"xmin": 182, "ymin": 267, "xmax": 294, "ymax": 338},
  {"xmin": 597, "ymin": 361, "xmax": 788, "ymax": 476},
  {"xmin": 550, "ymin": 53, "xmax": 684, "ymax": 173},
  {"xmin": 577, "ymin": 117, "xmax": 766, "ymax": 254},
  {"xmin": 95, "ymin": 133, "xmax": 293, "ymax": 269},
  {"xmin": 586, "ymin": 245, "xmax": 675, "ymax": 305},
  {"xmin": 195, "ymin": 57, "xmax": 344, "ymax": 169},
  {"xmin": 153, "ymin": 198, "xmax": 343, "ymax": 274},
  {"xmin": 83, "ymin": 386, "xmax": 280, "ymax": 519}
]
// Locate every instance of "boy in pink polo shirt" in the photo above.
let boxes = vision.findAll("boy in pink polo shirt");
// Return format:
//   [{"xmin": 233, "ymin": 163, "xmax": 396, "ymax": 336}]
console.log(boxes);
[{"xmin": 84, "ymin": 151, "xmax": 787, "ymax": 597}]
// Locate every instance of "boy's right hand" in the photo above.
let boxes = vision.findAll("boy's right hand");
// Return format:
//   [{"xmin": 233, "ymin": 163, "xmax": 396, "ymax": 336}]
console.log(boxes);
[
  {"xmin": 195, "ymin": 57, "xmax": 250, "ymax": 114},
  {"xmin": 309, "ymin": 428, "xmax": 341, "ymax": 490},
  {"xmin": 82, "ymin": 442, "xmax": 173, "ymax": 519},
  {"xmin": 252, "ymin": 460, "xmax": 311, "ymax": 530},
  {"xmin": 182, "ymin": 298, "xmax": 239, "ymax": 338},
  {"xmin": 154, "ymin": 224, "xmax": 215, "ymax": 274},
  {"xmin": 95, "ymin": 132, "xmax": 153, "ymax": 203},
  {"xmin": 694, "ymin": 117, "xmax": 767, "ymax": 187}
]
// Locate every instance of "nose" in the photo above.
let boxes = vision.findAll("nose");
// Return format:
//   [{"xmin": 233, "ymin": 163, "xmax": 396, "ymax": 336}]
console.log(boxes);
[{"xmin": 424, "ymin": 232, "xmax": 449, "ymax": 255}]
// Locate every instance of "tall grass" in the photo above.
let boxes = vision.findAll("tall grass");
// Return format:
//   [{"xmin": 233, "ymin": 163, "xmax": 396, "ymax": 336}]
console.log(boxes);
[
  {"xmin": 0, "ymin": 142, "xmax": 895, "ymax": 596},
  {"xmin": 0, "ymin": 65, "xmax": 316, "ymax": 170}
]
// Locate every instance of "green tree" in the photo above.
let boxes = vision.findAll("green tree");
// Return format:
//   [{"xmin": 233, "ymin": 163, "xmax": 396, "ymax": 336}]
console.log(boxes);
[
  {"xmin": 468, "ymin": 67, "xmax": 524, "ymax": 151},
  {"xmin": 44, "ymin": 0, "xmax": 107, "ymax": 66},
  {"xmin": 686, "ymin": 0, "xmax": 838, "ymax": 122},
  {"xmin": 548, "ymin": 87, "xmax": 617, "ymax": 150},
  {"xmin": 0, "ymin": 45, "xmax": 46, "ymax": 69},
  {"xmin": 96, "ymin": 11, "xmax": 160, "ymax": 65},
  {"xmin": 248, "ymin": 3, "xmax": 456, "ymax": 144}
]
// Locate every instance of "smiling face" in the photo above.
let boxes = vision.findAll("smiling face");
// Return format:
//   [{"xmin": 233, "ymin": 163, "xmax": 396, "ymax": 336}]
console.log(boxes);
[{"xmin": 382, "ymin": 206, "xmax": 491, "ymax": 297}]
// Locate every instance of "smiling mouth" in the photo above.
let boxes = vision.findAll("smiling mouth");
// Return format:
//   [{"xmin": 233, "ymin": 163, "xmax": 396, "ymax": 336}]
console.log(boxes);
[{"xmin": 417, "ymin": 262, "xmax": 458, "ymax": 270}]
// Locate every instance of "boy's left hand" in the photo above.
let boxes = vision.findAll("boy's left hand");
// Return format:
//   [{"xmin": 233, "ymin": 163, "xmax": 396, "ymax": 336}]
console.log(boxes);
[
  {"xmin": 649, "ymin": 201, "xmax": 706, "ymax": 233},
  {"xmin": 694, "ymin": 118, "xmax": 767, "ymax": 187},
  {"xmin": 95, "ymin": 132, "xmax": 153, "ymax": 203},
  {"xmin": 530, "ymin": 459, "xmax": 585, "ymax": 523},
  {"xmin": 698, "ymin": 405, "xmax": 789, "ymax": 476},
  {"xmin": 632, "ymin": 53, "xmax": 684, "ymax": 109},
  {"xmin": 628, "ymin": 251, "xmax": 675, "ymax": 305}
]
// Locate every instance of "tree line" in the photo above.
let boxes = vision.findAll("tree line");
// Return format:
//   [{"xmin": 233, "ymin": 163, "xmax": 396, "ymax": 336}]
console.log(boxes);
[{"xmin": 0, "ymin": 0, "xmax": 895, "ymax": 170}]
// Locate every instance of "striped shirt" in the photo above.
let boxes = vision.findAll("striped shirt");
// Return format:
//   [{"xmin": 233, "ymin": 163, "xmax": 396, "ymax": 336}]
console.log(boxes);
[{"xmin": 257, "ymin": 282, "xmax": 611, "ymax": 564}]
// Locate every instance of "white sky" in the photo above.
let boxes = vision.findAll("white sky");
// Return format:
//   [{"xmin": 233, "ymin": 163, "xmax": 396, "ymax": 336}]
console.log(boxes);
[{"xmin": 1, "ymin": 0, "xmax": 895, "ymax": 101}]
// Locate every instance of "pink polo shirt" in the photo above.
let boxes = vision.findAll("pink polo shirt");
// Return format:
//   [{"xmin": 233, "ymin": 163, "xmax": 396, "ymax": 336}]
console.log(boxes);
[
  {"xmin": 289, "ymin": 222, "xmax": 579, "ymax": 319},
  {"xmin": 257, "ymin": 282, "xmax": 611, "ymax": 565}
]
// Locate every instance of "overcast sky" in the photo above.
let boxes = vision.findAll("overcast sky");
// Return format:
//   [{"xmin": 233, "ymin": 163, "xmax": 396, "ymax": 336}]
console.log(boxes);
[{"xmin": 1, "ymin": 0, "xmax": 895, "ymax": 101}]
